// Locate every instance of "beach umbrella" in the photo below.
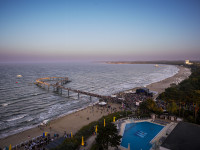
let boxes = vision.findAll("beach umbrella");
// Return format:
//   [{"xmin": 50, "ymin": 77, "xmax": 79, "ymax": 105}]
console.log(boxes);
[
  {"xmin": 104, "ymin": 119, "xmax": 105, "ymax": 127},
  {"xmin": 45, "ymin": 132, "xmax": 48, "ymax": 136},
  {"xmin": 95, "ymin": 125, "xmax": 98, "ymax": 134},
  {"xmin": 71, "ymin": 132, "xmax": 73, "ymax": 138},
  {"xmin": 9, "ymin": 144, "xmax": 11, "ymax": 150},
  {"xmin": 81, "ymin": 136, "xmax": 84, "ymax": 146},
  {"xmin": 113, "ymin": 117, "xmax": 116, "ymax": 122}
]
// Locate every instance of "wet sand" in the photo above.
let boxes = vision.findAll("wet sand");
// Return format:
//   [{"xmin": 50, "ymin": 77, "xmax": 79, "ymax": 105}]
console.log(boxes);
[{"xmin": 0, "ymin": 65, "xmax": 191, "ymax": 148}]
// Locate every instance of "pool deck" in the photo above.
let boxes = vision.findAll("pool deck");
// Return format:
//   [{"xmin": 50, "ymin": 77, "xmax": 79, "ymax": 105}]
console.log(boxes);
[
  {"xmin": 150, "ymin": 121, "xmax": 177, "ymax": 144},
  {"xmin": 117, "ymin": 118, "xmax": 178, "ymax": 150}
]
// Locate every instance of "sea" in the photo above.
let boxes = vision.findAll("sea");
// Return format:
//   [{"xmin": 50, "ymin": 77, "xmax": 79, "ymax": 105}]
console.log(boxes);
[{"xmin": 0, "ymin": 63, "xmax": 179, "ymax": 139}]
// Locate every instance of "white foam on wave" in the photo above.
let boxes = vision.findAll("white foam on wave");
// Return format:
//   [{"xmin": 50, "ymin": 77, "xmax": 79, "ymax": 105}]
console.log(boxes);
[
  {"xmin": 142, "ymin": 65, "xmax": 179, "ymax": 87},
  {"xmin": 0, "ymin": 124, "xmax": 37, "ymax": 139},
  {"xmin": 6, "ymin": 114, "xmax": 27, "ymax": 122},
  {"xmin": 56, "ymin": 103, "xmax": 95, "ymax": 118},
  {"xmin": 48, "ymin": 97, "xmax": 99, "ymax": 120},
  {"xmin": 36, "ymin": 99, "xmax": 97, "ymax": 125},
  {"xmin": 71, "ymin": 100, "xmax": 79, "ymax": 104},
  {"xmin": 0, "ymin": 64, "xmax": 180, "ymax": 139},
  {"xmin": 39, "ymin": 102, "xmax": 73, "ymax": 121},
  {"xmin": 1, "ymin": 103, "xmax": 9, "ymax": 107},
  {"xmin": 48, "ymin": 104, "xmax": 62, "ymax": 114},
  {"xmin": 27, "ymin": 116, "xmax": 34, "ymax": 122}
]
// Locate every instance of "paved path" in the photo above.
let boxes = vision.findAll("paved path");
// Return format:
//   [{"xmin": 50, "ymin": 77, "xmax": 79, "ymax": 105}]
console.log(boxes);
[{"xmin": 79, "ymin": 135, "xmax": 96, "ymax": 150}]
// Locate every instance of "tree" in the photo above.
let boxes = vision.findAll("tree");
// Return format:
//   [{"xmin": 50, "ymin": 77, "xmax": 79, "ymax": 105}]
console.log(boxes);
[
  {"xmin": 146, "ymin": 98, "xmax": 156, "ymax": 110},
  {"xmin": 155, "ymin": 106, "xmax": 163, "ymax": 115},
  {"xmin": 194, "ymin": 90, "xmax": 200, "ymax": 123},
  {"xmin": 167, "ymin": 101, "xmax": 178, "ymax": 115},
  {"xmin": 139, "ymin": 98, "xmax": 160, "ymax": 114},
  {"xmin": 96, "ymin": 122, "xmax": 122, "ymax": 150}
]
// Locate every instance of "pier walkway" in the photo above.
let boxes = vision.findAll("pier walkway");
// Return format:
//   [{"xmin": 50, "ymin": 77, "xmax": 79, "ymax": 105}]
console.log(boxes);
[{"xmin": 35, "ymin": 77, "xmax": 115, "ymax": 100}]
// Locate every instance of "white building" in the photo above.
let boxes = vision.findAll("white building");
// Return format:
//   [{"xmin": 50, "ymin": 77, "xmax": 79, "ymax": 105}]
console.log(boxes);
[{"xmin": 185, "ymin": 60, "xmax": 193, "ymax": 65}]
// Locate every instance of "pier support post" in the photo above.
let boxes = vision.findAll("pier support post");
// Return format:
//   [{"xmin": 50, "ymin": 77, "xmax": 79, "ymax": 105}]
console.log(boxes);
[
  {"xmin": 68, "ymin": 90, "xmax": 69, "ymax": 97},
  {"xmin": 90, "ymin": 96, "xmax": 92, "ymax": 101},
  {"xmin": 56, "ymin": 87, "xmax": 59, "ymax": 93},
  {"xmin": 78, "ymin": 93, "xmax": 79, "ymax": 99}
]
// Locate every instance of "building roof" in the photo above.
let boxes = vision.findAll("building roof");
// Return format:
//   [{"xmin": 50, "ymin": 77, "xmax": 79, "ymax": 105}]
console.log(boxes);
[{"xmin": 161, "ymin": 122, "xmax": 200, "ymax": 150}]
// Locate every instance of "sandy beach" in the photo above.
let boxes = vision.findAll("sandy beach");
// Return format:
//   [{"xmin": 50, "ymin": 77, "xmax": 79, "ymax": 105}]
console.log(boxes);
[
  {"xmin": 0, "ymin": 65, "xmax": 191, "ymax": 148},
  {"xmin": 147, "ymin": 66, "xmax": 191, "ymax": 98},
  {"xmin": 0, "ymin": 102, "xmax": 121, "ymax": 148}
]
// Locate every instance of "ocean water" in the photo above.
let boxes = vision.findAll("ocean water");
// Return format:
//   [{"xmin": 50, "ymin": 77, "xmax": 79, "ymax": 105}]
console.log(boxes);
[{"xmin": 0, "ymin": 63, "xmax": 178, "ymax": 138}]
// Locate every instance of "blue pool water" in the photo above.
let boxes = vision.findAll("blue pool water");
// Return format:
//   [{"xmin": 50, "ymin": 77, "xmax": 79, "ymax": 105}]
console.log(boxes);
[{"xmin": 121, "ymin": 122, "xmax": 164, "ymax": 150}]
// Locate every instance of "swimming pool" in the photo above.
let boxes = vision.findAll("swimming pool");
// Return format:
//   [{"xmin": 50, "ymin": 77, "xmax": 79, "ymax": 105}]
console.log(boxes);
[{"xmin": 121, "ymin": 122, "xmax": 164, "ymax": 150}]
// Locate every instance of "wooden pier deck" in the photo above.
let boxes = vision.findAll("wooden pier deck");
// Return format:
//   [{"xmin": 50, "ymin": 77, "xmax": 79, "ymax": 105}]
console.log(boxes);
[{"xmin": 35, "ymin": 77, "xmax": 115, "ymax": 100}]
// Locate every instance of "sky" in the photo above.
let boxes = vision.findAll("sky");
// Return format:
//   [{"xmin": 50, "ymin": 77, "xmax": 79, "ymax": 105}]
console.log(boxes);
[{"xmin": 0, "ymin": 0, "xmax": 200, "ymax": 62}]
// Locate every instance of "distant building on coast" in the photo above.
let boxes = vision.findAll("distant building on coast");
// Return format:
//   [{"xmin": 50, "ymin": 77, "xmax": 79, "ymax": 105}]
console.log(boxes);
[
  {"xmin": 185, "ymin": 60, "xmax": 193, "ymax": 65},
  {"xmin": 154, "ymin": 64, "xmax": 159, "ymax": 67}
]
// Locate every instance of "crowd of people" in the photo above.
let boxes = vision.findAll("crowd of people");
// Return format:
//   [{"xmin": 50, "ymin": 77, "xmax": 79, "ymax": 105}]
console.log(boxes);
[
  {"xmin": 87, "ymin": 103, "xmax": 118, "ymax": 115},
  {"xmin": 99, "ymin": 90, "xmax": 153, "ymax": 110},
  {"xmin": 122, "ymin": 92, "xmax": 152, "ymax": 108},
  {"xmin": 3, "ymin": 133, "xmax": 60, "ymax": 150}
]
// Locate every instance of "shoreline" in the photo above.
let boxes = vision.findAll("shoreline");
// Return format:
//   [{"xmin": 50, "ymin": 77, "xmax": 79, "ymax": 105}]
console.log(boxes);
[
  {"xmin": 0, "ymin": 101, "xmax": 122, "ymax": 147},
  {"xmin": 147, "ymin": 65, "xmax": 191, "ymax": 98},
  {"xmin": 118, "ymin": 65, "xmax": 191, "ymax": 99},
  {"xmin": 0, "ymin": 65, "xmax": 191, "ymax": 148}
]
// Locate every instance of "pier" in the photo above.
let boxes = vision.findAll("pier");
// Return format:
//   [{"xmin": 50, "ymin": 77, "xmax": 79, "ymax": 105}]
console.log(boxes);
[{"xmin": 35, "ymin": 77, "xmax": 114, "ymax": 100}]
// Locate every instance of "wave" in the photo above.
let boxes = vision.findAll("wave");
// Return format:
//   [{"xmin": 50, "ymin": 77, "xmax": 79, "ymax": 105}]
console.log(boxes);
[
  {"xmin": 6, "ymin": 114, "xmax": 28, "ymax": 122},
  {"xmin": 0, "ymin": 102, "xmax": 95, "ymax": 139},
  {"xmin": 0, "ymin": 64, "xmax": 180, "ymax": 139},
  {"xmin": 1, "ymin": 103, "xmax": 9, "ymax": 107},
  {"xmin": 0, "ymin": 125, "xmax": 37, "ymax": 139}
]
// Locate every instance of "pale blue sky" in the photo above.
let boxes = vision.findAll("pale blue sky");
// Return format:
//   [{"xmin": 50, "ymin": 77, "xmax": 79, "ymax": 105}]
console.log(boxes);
[{"xmin": 0, "ymin": 0, "xmax": 200, "ymax": 61}]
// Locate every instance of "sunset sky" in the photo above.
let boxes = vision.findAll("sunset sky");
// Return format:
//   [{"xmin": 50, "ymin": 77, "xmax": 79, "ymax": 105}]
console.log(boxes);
[{"xmin": 0, "ymin": 0, "xmax": 200, "ymax": 62}]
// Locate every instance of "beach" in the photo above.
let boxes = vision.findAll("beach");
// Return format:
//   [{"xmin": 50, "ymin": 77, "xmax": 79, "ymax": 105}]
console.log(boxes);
[
  {"xmin": 147, "ymin": 66, "xmax": 191, "ymax": 98},
  {"xmin": 116, "ymin": 66, "xmax": 191, "ymax": 99},
  {"xmin": 0, "ymin": 65, "xmax": 191, "ymax": 148},
  {"xmin": 0, "ymin": 102, "xmax": 121, "ymax": 148}
]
